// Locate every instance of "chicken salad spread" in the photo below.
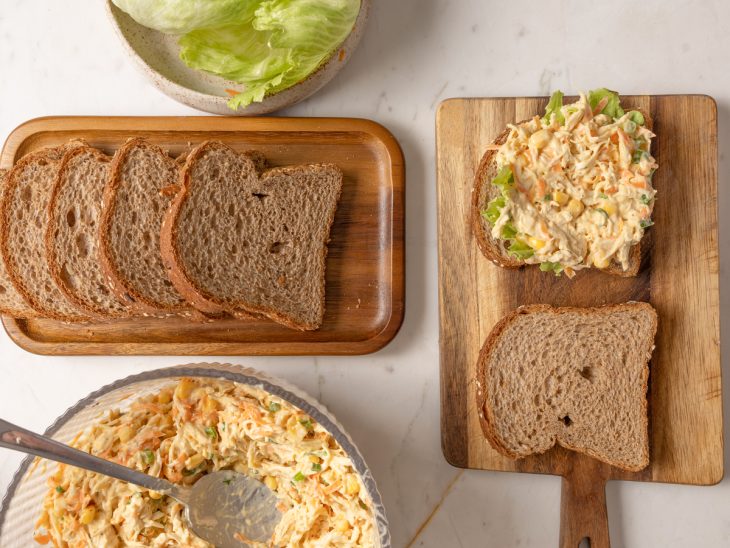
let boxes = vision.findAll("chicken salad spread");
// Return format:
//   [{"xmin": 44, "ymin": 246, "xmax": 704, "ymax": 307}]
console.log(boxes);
[
  {"xmin": 33, "ymin": 378, "xmax": 376, "ymax": 547},
  {"xmin": 482, "ymin": 88, "xmax": 658, "ymax": 276}
]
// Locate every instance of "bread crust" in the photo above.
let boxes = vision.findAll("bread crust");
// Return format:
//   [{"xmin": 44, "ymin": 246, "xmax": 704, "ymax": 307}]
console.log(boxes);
[
  {"xmin": 0, "ymin": 145, "xmax": 89, "ymax": 322},
  {"xmin": 0, "ymin": 169, "xmax": 36, "ymax": 318},
  {"xmin": 476, "ymin": 301, "xmax": 657, "ymax": 471},
  {"xmin": 161, "ymin": 141, "xmax": 342, "ymax": 331},
  {"xmin": 45, "ymin": 145, "xmax": 128, "ymax": 320},
  {"xmin": 98, "ymin": 138, "xmax": 198, "ymax": 319},
  {"xmin": 471, "ymin": 106, "xmax": 654, "ymax": 277}
]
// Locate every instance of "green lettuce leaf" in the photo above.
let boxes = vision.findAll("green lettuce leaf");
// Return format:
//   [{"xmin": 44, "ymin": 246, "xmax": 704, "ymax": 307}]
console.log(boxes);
[
  {"xmin": 628, "ymin": 110, "xmax": 645, "ymax": 126},
  {"xmin": 112, "ymin": 0, "xmax": 257, "ymax": 34},
  {"xmin": 177, "ymin": 0, "xmax": 360, "ymax": 110},
  {"xmin": 482, "ymin": 195, "xmax": 505, "ymax": 225},
  {"xmin": 542, "ymin": 90, "xmax": 565, "ymax": 125},
  {"xmin": 491, "ymin": 166, "xmax": 514, "ymax": 191},
  {"xmin": 508, "ymin": 239, "xmax": 534, "ymax": 260},
  {"xmin": 539, "ymin": 262, "xmax": 564, "ymax": 276},
  {"xmin": 588, "ymin": 88, "xmax": 625, "ymax": 119}
]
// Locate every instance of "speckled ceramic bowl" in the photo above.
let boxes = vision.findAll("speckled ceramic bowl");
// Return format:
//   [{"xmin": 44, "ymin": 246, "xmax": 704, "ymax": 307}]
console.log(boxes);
[
  {"xmin": 106, "ymin": 0, "xmax": 370, "ymax": 115},
  {"xmin": 0, "ymin": 363, "xmax": 390, "ymax": 547}
]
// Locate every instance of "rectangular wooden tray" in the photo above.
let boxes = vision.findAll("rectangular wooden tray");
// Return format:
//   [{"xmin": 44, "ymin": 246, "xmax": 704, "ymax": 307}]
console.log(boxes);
[
  {"xmin": 1, "ymin": 116, "xmax": 404, "ymax": 355},
  {"xmin": 436, "ymin": 95, "xmax": 722, "ymax": 486}
]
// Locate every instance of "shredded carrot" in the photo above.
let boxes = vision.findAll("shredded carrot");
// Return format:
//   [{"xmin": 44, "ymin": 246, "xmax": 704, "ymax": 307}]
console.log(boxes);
[
  {"xmin": 33, "ymin": 533, "xmax": 51, "ymax": 545},
  {"xmin": 224, "ymin": 89, "xmax": 240, "ymax": 97}
]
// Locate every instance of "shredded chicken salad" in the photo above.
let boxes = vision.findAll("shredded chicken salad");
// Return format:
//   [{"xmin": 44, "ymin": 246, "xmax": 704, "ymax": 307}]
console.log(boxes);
[
  {"xmin": 482, "ymin": 88, "xmax": 658, "ymax": 276},
  {"xmin": 33, "ymin": 378, "xmax": 376, "ymax": 547}
]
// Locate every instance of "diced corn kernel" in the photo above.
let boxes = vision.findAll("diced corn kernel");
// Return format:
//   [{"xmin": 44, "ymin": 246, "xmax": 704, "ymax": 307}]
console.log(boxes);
[
  {"xmin": 526, "ymin": 237, "xmax": 546, "ymax": 250},
  {"xmin": 601, "ymin": 200, "xmax": 617, "ymax": 216},
  {"xmin": 593, "ymin": 255, "xmax": 610, "ymax": 269},
  {"xmin": 79, "ymin": 506, "xmax": 96, "ymax": 525},
  {"xmin": 157, "ymin": 389, "xmax": 172, "ymax": 404},
  {"xmin": 175, "ymin": 378, "xmax": 196, "ymax": 401},
  {"xmin": 554, "ymin": 191, "xmax": 569, "ymax": 205},
  {"xmin": 529, "ymin": 129, "xmax": 551, "ymax": 149},
  {"xmin": 202, "ymin": 396, "xmax": 219, "ymax": 414},
  {"xmin": 186, "ymin": 454, "xmax": 205, "ymax": 469},
  {"xmin": 334, "ymin": 518, "xmax": 350, "ymax": 532},
  {"xmin": 264, "ymin": 476, "xmax": 278, "ymax": 491},
  {"xmin": 345, "ymin": 474, "xmax": 360, "ymax": 496},
  {"xmin": 567, "ymin": 199, "xmax": 584, "ymax": 217},
  {"xmin": 308, "ymin": 455, "xmax": 322, "ymax": 464},
  {"xmin": 118, "ymin": 425, "xmax": 135, "ymax": 443},
  {"xmin": 148, "ymin": 490, "xmax": 163, "ymax": 500}
]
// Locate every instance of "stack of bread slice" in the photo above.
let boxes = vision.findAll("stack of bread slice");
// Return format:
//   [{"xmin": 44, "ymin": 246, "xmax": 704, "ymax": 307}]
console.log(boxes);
[{"xmin": 0, "ymin": 139, "xmax": 342, "ymax": 330}]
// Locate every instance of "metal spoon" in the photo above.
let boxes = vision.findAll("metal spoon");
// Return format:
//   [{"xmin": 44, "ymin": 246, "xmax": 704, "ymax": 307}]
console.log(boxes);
[{"xmin": 0, "ymin": 418, "xmax": 281, "ymax": 546}]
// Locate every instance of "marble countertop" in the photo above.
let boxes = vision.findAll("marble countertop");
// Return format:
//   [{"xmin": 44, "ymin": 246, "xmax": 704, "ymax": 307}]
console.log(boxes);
[{"xmin": 1, "ymin": 1, "xmax": 729, "ymax": 546}]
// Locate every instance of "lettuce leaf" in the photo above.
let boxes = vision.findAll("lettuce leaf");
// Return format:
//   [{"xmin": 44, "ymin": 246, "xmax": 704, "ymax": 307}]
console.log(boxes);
[
  {"xmin": 588, "ymin": 88, "xmax": 625, "ymax": 119},
  {"xmin": 542, "ymin": 90, "xmax": 565, "ymax": 125},
  {"xmin": 539, "ymin": 262, "xmax": 564, "ymax": 276},
  {"xmin": 112, "ymin": 0, "xmax": 257, "ymax": 34},
  {"xmin": 508, "ymin": 239, "xmax": 534, "ymax": 260},
  {"xmin": 482, "ymin": 195, "xmax": 505, "ymax": 224}
]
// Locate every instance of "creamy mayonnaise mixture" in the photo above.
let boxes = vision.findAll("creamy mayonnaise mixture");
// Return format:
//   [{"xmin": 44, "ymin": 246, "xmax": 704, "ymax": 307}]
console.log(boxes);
[
  {"xmin": 33, "ymin": 378, "xmax": 376, "ymax": 548},
  {"xmin": 485, "ymin": 91, "xmax": 658, "ymax": 275}
]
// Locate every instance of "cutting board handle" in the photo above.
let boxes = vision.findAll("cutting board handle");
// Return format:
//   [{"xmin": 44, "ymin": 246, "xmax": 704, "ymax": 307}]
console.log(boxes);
[{"xmin": 559, "ymin": 455, "xmax": 610, "ymax": 548}]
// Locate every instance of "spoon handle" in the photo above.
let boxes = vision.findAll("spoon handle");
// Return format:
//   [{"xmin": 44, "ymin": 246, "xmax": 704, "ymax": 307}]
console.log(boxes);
[{"xmin": 0, "ymin": 418, "xmax": 185, "ymax": 501}]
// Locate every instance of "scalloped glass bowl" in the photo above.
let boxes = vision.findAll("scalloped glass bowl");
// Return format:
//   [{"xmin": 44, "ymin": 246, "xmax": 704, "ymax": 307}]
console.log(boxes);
[{"xmin": 0, "ymin": 363, "xmax": 390, "ymax": 547}]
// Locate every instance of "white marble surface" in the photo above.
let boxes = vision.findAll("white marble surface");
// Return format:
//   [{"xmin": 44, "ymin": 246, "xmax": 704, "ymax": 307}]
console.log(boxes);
[{"xmin": 0, "ymin": 1, "xmax": 729, "ymax": 546}]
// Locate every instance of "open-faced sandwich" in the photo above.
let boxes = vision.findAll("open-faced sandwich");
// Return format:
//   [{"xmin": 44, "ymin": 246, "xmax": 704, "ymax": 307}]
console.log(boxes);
[{"xmin": 472, "ymin": 89, "xmax": 658, "ymax": 277}]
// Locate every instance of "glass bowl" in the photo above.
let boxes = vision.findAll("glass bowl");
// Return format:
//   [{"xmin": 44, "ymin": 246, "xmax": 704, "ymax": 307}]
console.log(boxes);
[{"xmin": 0, "ymin": 363, "xmax": 390, "ymax": 547}]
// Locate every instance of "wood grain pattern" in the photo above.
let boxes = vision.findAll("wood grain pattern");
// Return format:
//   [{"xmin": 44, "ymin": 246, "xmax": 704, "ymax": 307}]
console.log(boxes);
[
  {"xmin": 437, "ymin": 96, "xmax": 721, "ymax": 546},
  {"xmin": 0, "ymin": 116, "xmax": 405, "ymax": 355}
]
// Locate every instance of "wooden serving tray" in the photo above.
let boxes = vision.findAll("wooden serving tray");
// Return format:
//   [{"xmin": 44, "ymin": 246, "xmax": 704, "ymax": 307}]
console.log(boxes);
[
  {"xmin": 1, "ymin": 117, "xmax": 404, "ymax": 355},
  {"xmin": 436, "ymin": 96, "xmax": 722, "ymax": 546}
]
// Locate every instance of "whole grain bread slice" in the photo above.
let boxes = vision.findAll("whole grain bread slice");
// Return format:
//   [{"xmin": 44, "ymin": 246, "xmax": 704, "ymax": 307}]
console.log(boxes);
[
  {"xmin": 46, "ymin": 146, "xmax": 128, "ymax": 318},
  {"xmin": 0, "ymin": 143, "xmax": 89, "ymax": 321},
  {"xmin": 160, "ymin": 141, "xmax": 343, "ymax": 331},
  {"xmin": 98, "ymin": 138, "xmax": 193, "ymax": 318},
  {"xmin": 0, "ymin": 169, "xmax": 36, "ymax": 317},
  {"xmin": 471, "ymin": 106, "xmax": 653, "ymax": 277},
  {"xmin": 476, "ymin": 302, "xmax": 657, "ymax": 472}
]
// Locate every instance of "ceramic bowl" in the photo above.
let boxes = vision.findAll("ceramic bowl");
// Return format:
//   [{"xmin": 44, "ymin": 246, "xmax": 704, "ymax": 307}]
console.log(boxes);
[{"xmin": 106, "ymin": 0, "xmax": 370, "ymax": 115}]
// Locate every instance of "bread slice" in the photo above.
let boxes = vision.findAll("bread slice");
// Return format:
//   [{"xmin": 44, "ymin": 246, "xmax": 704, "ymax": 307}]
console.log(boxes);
[
  {"xmin": 476, "ymin": 302, "xmax": 657, "ymax": 471},
  {"xmin": 98, "ymin": 138, "xmax": 192, "ymax": 317},
  {"xmin": 0, "ymin": 169, "xmax": 36, "ymax": 318},
  {"xmin": 0, "ymin": 144, "xmax": 89, "ymax": 322},
  {"xmin": 160, "ymin": 141, "xmax": 343, "ymax": 331},
  {"xmin": 46, "ymin": 146, "xmax": 128, "ymax": 318},
  {"xmin": 471, "ymin": 106, "xmax": 652, "ymax": 277}
]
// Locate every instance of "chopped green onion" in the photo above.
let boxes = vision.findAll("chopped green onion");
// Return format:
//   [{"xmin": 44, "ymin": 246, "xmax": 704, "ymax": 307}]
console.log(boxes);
[
  {"xmin": 596, "ymin": 208, "xmax": 609, "ymax": 219},
  {"xmin": 359, "ymin": 500, "xmax": 368, "ymax": 510},
  {"xmin": 640, "ymin": 219, "xmax": 654, "ymax": 228},
  {"xmin": 268, "ymin": 402, "xmax": 281, "ymax": 413},
  {"xmin": 640, "ymin": 195, "xmax": 651, "ymax": 205},
  {"xmin": 312, "ymin": 463, "xmax": 322, "ymax": 472},
  {"xmin": 204, "ymin": 426, "xmax": 218, "ymax": 440},
  {"xmin": 55, "ymin": 486, "xmax": 65, "ymax": 494},
  {"xmin": 543, "ymin": 193, "xmax": 553, "ymax": 202},
  {"xmin": 598, "ymin": 193, "xmax": 608, "ymax": 199},
  {"xmin": 293, "ymin": 472, "xmax": 306, "ymax": 482},
  {"xmin": 632, "ymin": 149, "xmax": 647, "ymax": 164},
  {"xmin": 141, "ymin": 450, "xmax": 155, "ymax": 465},
  {"xmin": 299, "ymin": 419, "xmax": 314, "ymax": 432}
]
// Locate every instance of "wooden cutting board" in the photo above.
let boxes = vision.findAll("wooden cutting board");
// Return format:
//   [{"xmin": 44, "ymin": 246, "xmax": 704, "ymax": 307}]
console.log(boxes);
[
  {"xmin": 1, "ymin": 116, "xmax": 404, "ymax": 355},
  {"xmin": 436, "ymin": 96, "xmax": 722, "ymax": 547}
]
